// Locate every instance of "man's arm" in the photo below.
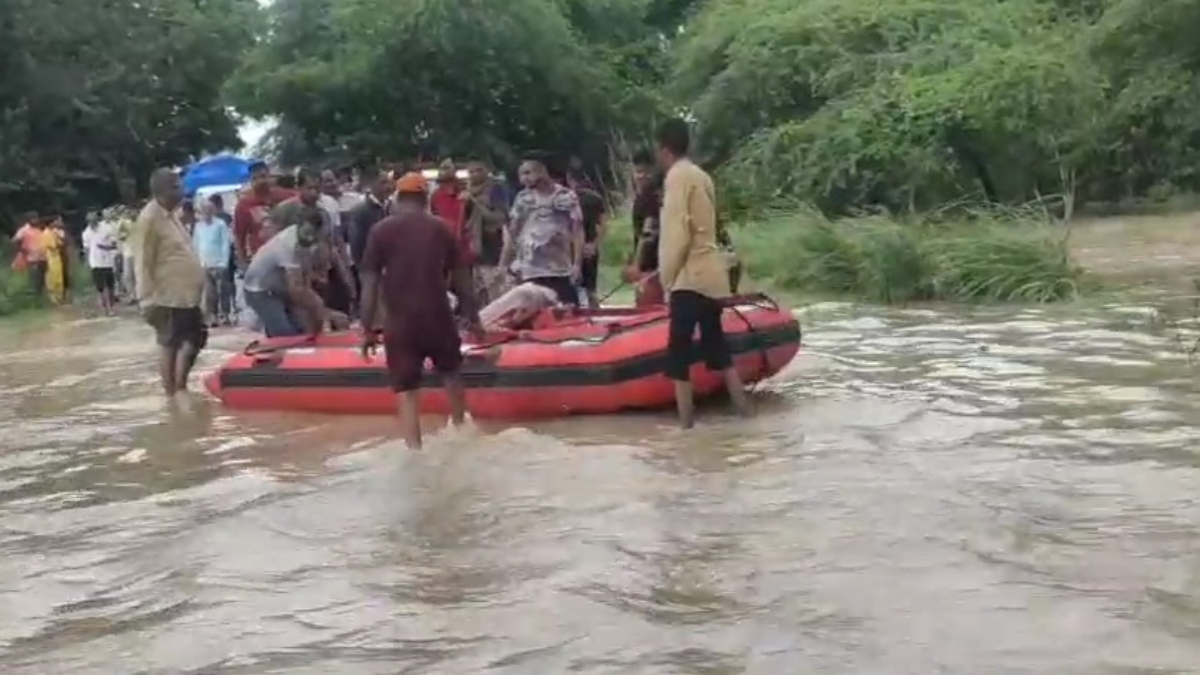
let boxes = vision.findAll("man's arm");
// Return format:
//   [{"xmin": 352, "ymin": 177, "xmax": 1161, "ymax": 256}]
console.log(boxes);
[
  {"xmin": 81, "ymin": 230, "xmax": 93, "ymax": 267},
  {"xmin": 446, "ymin": 230, "xmax": 482, "ymax": 331},
  {"xmin": 658, "ymin": 169, "xmax": 691, "ymax": 292},
  {"xmin": 592, "ymin": 197, "xmax": 607, "ymax": 257},
  {"xmin": 499, "ymin": 198, "xmax": 525, "ymax": 272},
  {"xmin": 358, "ymin": 224, "xmax": 388, "ymax": 332},
  {"xmin": 217, "ymin": 222, "xmax": 233, "ymax": 264},
  {"xmin": 232, "ymin": 202, "xmax": 250, "ymax": 267},
  {"xmin": 565, "ymin": 192, "xmax": 584, "ymax": 276},
  {"xmin": 132, "ymin": 214, "xmax": 157, "ymax": 304}
]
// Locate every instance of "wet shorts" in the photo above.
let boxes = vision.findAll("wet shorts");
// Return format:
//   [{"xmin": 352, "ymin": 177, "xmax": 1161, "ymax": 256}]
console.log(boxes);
[
  {"xmin": 665, "ymin": 290, "xmax": 732, "ymax": 381},
  {"xmin": 144, "ymin": 305, "xmax": 209, "ymax": 351},
  {"xmin": 91, "ymin": 267, "xmax": 115, "ymax": 293},
  {"xmin": 383, "ymin": 314, "xmax": 463, "ymax": 392}
]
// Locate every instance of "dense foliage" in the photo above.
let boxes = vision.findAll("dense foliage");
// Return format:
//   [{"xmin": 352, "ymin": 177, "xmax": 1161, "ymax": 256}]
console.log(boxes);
[
  {"xmin": 0, "ymin": 0, "xmax": 260, "ymax": 227},
  {"xmin": 4, "ymin": 0, "xmax": 1198, "ymax": 230}
]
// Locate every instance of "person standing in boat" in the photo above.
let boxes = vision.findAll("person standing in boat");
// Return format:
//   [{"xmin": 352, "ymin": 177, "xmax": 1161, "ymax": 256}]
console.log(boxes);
[
  {"xmin": 359, "ymin": 172, "xmax": 484, "ymax": 450},
  {"xmin": 655, "ymin": 118, "xmax": 753, "ymax": 428},
  {"xmin": 566, "ymin": 167, "xmax": 607, "ymax": 308},
  {"xmin": 624, "ymin": 150, "xmax": 665, "ymax": 307},
  {"xmin": 501, "ymin": 155, "xmax": 585, "ymax": 307},
  {"xmin": 461, "ymin": 159, "xmax": 512, "ymax": 306},
  {"xmin": 347, "ymin": 167, "xmax": 394, "ymax": 325},
  {"xmin": 242, "ymin": 209, "xmax": 348, "ymax": 337}
]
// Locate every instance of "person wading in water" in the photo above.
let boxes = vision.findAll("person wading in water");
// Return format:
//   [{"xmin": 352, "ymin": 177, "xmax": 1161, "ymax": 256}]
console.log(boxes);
[
  {"xmin": 132, "ymin": 168, "xmax": 208, "ymax": 396},
  {"xmin": 655, "ymin": 118, "xmax": 753, "ymax": 428},
  {"xmin": 359, "ymin": 172, "xmax": 484, "ymax": 450}
]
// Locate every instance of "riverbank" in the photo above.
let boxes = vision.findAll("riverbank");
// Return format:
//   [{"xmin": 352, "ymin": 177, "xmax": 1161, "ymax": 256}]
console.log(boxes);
[
  {"xmin": 0, "ymin": 262, "xmax": 96, "ymax": 320},
  {"xmin": 0, "ymin": 267, "xmax": 48, "ymax": 317},
  {"xmin": 598, "ymin": 207, "xmax": 1200, "ymax": 307},
  {"xmin": 5, "ymin": 209, "xmax": 1196, "ymax": 321},
  {"xmin": 599, "ymin": 207, "xmax": 1082, "ymax": 304}
]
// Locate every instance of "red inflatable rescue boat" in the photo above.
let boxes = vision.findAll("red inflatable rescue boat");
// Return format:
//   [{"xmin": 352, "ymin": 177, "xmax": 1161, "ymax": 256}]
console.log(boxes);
[{"xmin": 204, "ymin": 293, "xmax": 800, "ymax": 419}]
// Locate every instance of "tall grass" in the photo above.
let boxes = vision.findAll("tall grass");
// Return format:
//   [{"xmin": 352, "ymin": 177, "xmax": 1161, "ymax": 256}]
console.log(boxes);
[
  {"xmin": 598, "ymin": 205, "xmax": 1085, "ymax": 304},
  {"xmin": 0, "ymin": 265, "xmax": 48, "ymax": 317}
]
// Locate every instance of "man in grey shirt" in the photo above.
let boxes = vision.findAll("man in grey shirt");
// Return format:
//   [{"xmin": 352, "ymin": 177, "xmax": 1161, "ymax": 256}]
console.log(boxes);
[{"xmin": 242, "ymin": 215, "xmax": 345, "ymax": 337}]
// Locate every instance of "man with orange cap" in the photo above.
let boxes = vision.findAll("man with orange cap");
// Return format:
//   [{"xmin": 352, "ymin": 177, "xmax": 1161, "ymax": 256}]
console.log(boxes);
[{"xmin": 359, "ymin": 171, "xmax": 484, "ymax": 449}]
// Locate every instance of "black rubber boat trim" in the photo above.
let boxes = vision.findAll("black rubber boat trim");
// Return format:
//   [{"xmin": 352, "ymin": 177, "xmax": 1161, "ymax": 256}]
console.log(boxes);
[{"xmin": 219, "ymin": 322, "xmax": 801, "ymax": 390}]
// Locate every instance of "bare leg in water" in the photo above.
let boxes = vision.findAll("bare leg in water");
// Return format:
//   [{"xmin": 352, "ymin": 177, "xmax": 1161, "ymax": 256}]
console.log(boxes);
[
  {"xmin": 397, "ymin": 373, "xmax": 469, "ymax": 450},
  {"xmin": 157, "ymin": 346, "xmax": 178, "ymax": 396},
  {"xmin": 174, "ymin": 341, "xmax": 199, "ymax": 393},
  {"xmin": 673, "ymin": 369, "xmax": 753, "ymax": 429},
  {"xmin": 398, "ymin": 391, "xmax": 423, "ymax": 449},
  {"xmin": 444, "ymin": 372, "xmax": 468, "ymax": 426},
  {"xmin": 723, "ymin": 367, "xmax": 753, "ymax": 417}
]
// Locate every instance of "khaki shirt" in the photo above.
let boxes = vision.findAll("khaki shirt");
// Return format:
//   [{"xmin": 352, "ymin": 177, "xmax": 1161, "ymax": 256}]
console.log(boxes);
[
  {"xmin": 132, "ymin": 200, "xmax": 205, "ymax": 308},
  {"xmin": 658, "ymin": 159, "xmax": 731, "ymax": 298}
]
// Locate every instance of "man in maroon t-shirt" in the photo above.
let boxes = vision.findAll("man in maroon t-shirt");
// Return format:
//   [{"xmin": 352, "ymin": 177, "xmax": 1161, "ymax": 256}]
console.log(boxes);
[
  {"xmin": 233, "ymin": 161, "xmax": 296, "ymax": 270},
  {"xmin": 359, "ymin": 172, "xmax": 483, "ymax": 450}
]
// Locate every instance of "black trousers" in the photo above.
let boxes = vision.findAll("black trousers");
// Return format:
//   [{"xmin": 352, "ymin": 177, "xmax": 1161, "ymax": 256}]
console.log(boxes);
[{"xmin": 666, "ymin": 290, "xmax": 732, "ymax": 381}]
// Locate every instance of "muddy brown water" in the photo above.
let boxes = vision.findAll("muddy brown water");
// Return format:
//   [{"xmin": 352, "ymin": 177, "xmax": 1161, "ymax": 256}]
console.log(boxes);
[{"xmin": 2, "ymin": 302, "xmax": 1200, "ymax": 674}]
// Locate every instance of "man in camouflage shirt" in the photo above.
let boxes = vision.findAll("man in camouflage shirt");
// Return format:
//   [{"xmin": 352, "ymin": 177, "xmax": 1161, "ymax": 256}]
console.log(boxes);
[{"xmin": 501, "ymin": 156, "xmax": 584, "ymax": 306}]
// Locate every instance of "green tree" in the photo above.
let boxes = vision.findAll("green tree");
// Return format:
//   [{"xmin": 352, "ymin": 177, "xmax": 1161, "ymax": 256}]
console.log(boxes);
[
  {"xmin": 0, "ymin": 0, "xmax": 262, "ymax": 228},
  {"xmin": 228, "ymin": 0, "xmax": 678, "ymax": 174}
]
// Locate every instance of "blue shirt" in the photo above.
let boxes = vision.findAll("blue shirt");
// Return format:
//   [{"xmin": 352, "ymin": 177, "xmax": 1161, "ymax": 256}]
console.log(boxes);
[{"xmin": 192, "ymin": 217, "xmax": 232, "ymax": 269}]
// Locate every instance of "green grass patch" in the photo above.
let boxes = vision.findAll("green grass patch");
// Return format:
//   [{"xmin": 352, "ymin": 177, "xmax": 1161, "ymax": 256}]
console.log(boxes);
[
  {"xmin": 0, "ymin": 264, "xmax": 49, "ymax": 317},
  {"xmin": 597, "ymin": 206, "xmax": 1086, "ymax": 304}
]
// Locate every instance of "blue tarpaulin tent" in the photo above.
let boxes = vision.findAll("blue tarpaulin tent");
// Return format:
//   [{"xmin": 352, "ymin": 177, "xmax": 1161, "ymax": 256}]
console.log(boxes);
[{"xmin": 181, "ymin": 155, "xmax": 257, "ymax": 196}]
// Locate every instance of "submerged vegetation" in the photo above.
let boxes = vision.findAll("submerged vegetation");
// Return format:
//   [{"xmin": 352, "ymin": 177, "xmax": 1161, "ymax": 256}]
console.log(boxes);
[{"xmin": 5, "ymin": 0, "xmax": 1199, "ymax": 303}]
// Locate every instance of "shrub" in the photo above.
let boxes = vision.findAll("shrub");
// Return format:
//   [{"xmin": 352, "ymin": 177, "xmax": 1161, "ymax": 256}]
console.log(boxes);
[
  {"xmin": 0, "ymin": 265, "xmax": 48, "ymax": 317},
  {"xmin": 729, "ymin": 208, "xmax": 1083, "ymax": 303}
]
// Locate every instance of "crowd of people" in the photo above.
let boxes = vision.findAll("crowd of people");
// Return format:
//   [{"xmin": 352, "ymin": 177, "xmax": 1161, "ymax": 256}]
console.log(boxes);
[
  {"xmin": 9, "ymin": 214, "xmax": 79, "ymax": 306},
  {"xmin": 11, "ymin": 117, "xmax": 749, "ymax": 444}
]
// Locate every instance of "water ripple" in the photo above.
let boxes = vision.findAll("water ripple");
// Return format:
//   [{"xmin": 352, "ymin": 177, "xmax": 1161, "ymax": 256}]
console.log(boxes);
[{"xmin": 2, "ymin": 303, "xmax": 1200, "ymax": 673}]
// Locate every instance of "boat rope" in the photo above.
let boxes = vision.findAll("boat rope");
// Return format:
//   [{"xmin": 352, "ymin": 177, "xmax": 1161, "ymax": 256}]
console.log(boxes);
[{"xmin": 722, "ymin": 294, "xmax": 774, "ymax": 395}]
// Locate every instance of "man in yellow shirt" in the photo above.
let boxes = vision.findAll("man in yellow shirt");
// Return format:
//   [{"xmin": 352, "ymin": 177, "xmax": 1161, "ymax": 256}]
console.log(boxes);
[
  {"xmin": 132, "ymin": 168, "xmax": 208, "ymax": 396},
  {"xmin": 656, "ymin": 118, "xmax": 752, "ymax": 428}
]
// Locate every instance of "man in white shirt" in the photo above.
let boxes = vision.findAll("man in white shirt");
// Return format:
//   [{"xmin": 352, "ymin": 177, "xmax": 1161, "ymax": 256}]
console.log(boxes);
[{"xmin": 82, "ymin": 211, "xmax": 119, "ymax": 315}]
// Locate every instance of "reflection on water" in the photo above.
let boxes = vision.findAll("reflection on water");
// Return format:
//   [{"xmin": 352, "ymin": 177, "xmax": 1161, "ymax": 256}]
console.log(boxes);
[{"xmin": 2, "ymin": 303, "xmax": 1200, "ymax": 674}]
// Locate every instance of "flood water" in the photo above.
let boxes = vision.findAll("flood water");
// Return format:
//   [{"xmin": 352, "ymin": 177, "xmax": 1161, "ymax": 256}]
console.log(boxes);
[{"xmin": 2, "ymin": 302, "xmax": 1200, "ymax": 674}]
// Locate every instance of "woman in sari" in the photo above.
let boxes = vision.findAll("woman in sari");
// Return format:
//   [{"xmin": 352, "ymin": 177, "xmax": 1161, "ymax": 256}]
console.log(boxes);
[{"xmin": 40, "ymin": 218, "xmax": 66, "ymax": 304}]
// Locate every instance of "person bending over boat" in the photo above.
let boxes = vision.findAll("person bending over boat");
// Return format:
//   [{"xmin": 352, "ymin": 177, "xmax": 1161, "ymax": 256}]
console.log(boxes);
[
  {"xmin": 359, "ymin": 172, "xmax": 485, "ymax": 450},
  {"xmin": 242, "ymin": 210, "xmax": 347, "ymax": 338},
  {"xmin": 501, "ymin": 155, "xmax": 585, "ymax": 307},
  {"xmin": 655, "ymin": 119, "xmax": 753, "ymax": 428}
]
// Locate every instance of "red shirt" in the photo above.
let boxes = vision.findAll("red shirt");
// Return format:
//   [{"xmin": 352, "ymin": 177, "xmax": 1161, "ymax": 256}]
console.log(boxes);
[
  {"xmin": 233, "ymin": 187, "xmax": 295, "ymax": 259},
  {"xmin": 429, "ymin": 183, "xmax": 466, "ymax": 243},
  {"xmin": 361, "ymin": 209, "xmax": 471, "ymax": 329}
]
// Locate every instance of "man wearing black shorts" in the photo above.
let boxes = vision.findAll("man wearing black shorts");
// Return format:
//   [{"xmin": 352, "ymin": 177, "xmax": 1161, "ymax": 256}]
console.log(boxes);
[
  {"xmin": 655, "ymin": 119, "xmax": 753, "ymax": 428},
  {"xmin": 82, "ymin": 211, "xmax": 119, "ymax": 315},
  {"xmin": 567, "ymin": 169, "xmax": 607, "ymax": 307},
  {"xmin": 132, "ymin": 168, "xmax": 209, "ymax": 396}
]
